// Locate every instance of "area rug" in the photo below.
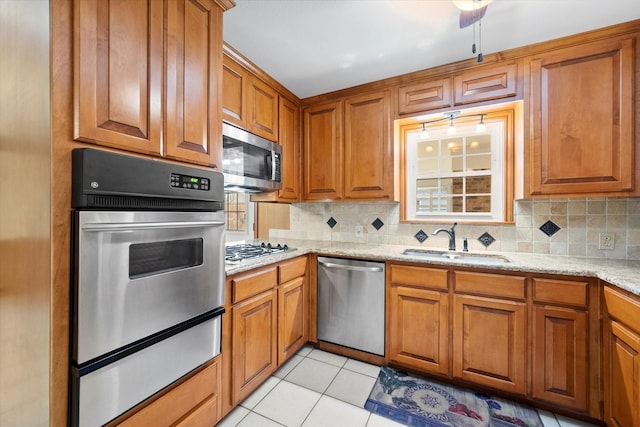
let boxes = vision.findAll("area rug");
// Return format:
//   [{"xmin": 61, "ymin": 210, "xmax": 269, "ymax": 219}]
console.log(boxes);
[{"xmin": 365, "ymin": 366, "xmax": 543, "ymax": 427}]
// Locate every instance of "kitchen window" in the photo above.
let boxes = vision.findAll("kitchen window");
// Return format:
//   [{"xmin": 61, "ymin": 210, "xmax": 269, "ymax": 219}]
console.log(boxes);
[
  {"xmin": 399, "ymin": 107, "xmax": 516, "ymax": 223},
  {"xmin": 224, "ymin": 191, "xmax": 255, "ymax": 242}
]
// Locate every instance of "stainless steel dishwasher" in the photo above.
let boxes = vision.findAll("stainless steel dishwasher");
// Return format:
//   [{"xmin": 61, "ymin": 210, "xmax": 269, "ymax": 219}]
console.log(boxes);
[{"xmin": 317, "ymin": 257, "xmax": 385, "ymax": 356}]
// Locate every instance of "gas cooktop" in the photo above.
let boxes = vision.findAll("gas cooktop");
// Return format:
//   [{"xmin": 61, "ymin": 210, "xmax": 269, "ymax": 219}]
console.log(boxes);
[{"xmin": 225, "ymin": 242, "xmax": 294, "ymax": 264}]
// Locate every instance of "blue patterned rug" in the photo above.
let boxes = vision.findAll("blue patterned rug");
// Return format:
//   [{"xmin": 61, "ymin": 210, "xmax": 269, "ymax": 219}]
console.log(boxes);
[{"xmin": 365, "ymin": 367, "xmax": 543, "ymax": 427}]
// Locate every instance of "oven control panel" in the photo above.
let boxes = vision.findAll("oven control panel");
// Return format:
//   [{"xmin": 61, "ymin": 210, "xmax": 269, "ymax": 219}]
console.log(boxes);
[{"xmin": 170, "ymin": 173, "xmax": 210, "ymax": 191}]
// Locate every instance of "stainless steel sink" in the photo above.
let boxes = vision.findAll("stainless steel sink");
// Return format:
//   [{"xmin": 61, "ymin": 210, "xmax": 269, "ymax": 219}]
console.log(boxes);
[{"xmin": 402, "ymin": 249, "xmax": 511, "ymax": 265}]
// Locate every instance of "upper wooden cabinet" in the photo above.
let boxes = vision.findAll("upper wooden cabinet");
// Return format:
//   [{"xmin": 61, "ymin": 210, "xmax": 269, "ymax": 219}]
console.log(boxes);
[
  {"xmin": 453, "ymin": 62, "xmax": 518, "ymax": 105},
  {"xmin": 222, "ymin": 53, "xmax": 279, "ymax": 142},
  {"xmin": 397, "ymin": 78, "xmax": 452, "ymax": 115},
  {"xmin": 74, "ymin": 0, "xmax": 227, "ymax": 168},
  {"xmin": 277, "ymin": 96, "xmax": 302, "ymax": 201},
  {"xmin": 248, "ymin": 77, "xmax": 279, "ymax": 141},
  {"xmin": 303, "ymin": 100, "xmax": 344, "ymax": 200},
  {"xmin": 525, "ymin": 35, "xmax": 636, "ymax": 196},
  {"xmin": 303, "ymin": 91, "xmax": 393, "ymax": 201},
  {"xmin": 397, "ymin": 62, "xmax": 519, "ymax": 116},
  {"xmin": 222, "ymin": 54, "xmax": 248, "ymax": 129}
]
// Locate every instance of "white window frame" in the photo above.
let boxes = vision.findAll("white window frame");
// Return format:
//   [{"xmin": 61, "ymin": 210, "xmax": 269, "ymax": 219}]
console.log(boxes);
[{"xmin": 403, "ymin": 113, "xmax": 508, "ymax": 223}]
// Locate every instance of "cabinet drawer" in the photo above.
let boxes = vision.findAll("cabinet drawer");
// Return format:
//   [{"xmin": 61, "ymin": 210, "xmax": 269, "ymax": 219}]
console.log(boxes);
[
  {"xmin": 116, "ymin": 358, "xmax": 220, "ymax": 427},
  {"xmin": 604, "ymin": 286, "xmax": 640, "ymax": 334},
  {"xmin": 397, "ymin": 78, "xmax": 452, "ymax": 115},
  {"xmin": 453, "ymin": 62, "xmax": 518, "ymax": 105},
  {"xmin": 533, "ymin": 278, "xmax": 588, "ymax": 307},
  {"xmin": 231, "ymin": 266, "xmax": 278, "ymax": 303},
  {"xmin": 455, "ymin": 271, "xmax": 525, "ymax": 300},
  {"xmin": 389, "ymin": 264, "xmax": 448, "ymax": 290},
  {"xmin": 279, "ymin": 256, "xmax": 307, "ymax": 284}
]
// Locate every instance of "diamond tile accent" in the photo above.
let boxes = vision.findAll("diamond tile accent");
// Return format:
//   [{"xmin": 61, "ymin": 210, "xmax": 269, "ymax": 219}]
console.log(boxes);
[
  {"xmin": 539, "ymin": 220, "xmax": 561, "ymax": 237},
  {"xmin": 326, "ymin": 217, "xmax": 337, "ymax": 229},
  {"xmin": 478, "ymin": 232, "xmax": 496, "ymax": 247},
  {"xmin": 414, "ymin": 230, "xmax": 428, "ymax": 243},
  {"xmin": 371, "ymin": 218, "xmax": 384, "ymax": 231}
]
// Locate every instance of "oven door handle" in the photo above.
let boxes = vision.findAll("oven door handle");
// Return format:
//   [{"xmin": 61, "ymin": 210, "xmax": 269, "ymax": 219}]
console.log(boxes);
[{"xmin": 82, "ymin": 220, "xmax": 226, "ymax": 232}]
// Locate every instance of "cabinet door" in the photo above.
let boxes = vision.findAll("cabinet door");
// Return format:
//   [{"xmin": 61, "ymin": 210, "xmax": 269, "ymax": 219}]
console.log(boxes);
[
  {"xmin": 303, "ymin": 101, "xmax": 343, "ymax": 200},
  {"xmin": 453, "ymin": 294, "xmax": 526, "ymax": 394},
  {"xmin": 344, "ymin": 91, "xmax": 393, "ymax": 200},
  {"xmin": 222, "ymin": 54, "xmax": 248, "ymax": 129},
  {"xmin": 453, "ymin": 62, "xmax": 518, "ymax": 105},
  {"xmin": 232, "ymin": 290, "xmax": 277, "ymax": 405},
  {"xmin": 604, "ymin": 320, "xmax": 640, "ymax": 427},
  {"xmin": 532, "ymin": 305, "xmax": 588, "ymax": 410},
  {"xmin": 388, "ymin": 285, "xmax": 449, "ymax": 375},
  {"xmin": 248, "ymin": 77, "xmax": 279, "ymax": 141},
  {"xmin": 397, "ymin": 78, "xmax": 452, "ymax": 115},
  {"xmin": 277, "ymin": 96, "xmax": 301, "ymax": 201},
  {"xmin": 278, "ymin": 276, "xmax": 307, "ymax": 363},
  {"xmin": 526, "ymin": 36, "xmax": 634, "ymax": 195},
  {"xmin": 74, "ymin": 0, "xmax": 163, "ymax": 155},
  {"xmin": 165, "ymin": 0, "xmax": 223, "ymax": 167}
]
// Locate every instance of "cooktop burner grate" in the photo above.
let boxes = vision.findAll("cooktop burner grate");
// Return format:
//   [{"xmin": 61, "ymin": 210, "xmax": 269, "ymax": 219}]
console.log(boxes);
[{"xmin": 225, "ymin": 242, "xmax": 293, "ymax": 263}]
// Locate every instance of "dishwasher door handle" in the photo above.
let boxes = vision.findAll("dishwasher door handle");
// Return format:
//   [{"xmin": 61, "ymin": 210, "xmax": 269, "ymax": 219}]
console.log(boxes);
[{"xmin": 318, "ymin": 260, "xmax": 384, "ymax": 273}]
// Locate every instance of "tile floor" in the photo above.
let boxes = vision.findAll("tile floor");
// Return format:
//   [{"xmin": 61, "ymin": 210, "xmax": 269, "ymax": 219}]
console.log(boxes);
[{"xmin": 217, "ymin": 346, "xmax": 599, "ymax": 427}]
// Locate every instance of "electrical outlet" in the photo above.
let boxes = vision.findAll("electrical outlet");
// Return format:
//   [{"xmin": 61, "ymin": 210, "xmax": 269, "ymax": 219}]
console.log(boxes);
[
  {"xmin": 355, "ymin": 225, "xmax": 364, "ymax": 237},
  {"xmin": 599, "ymin": 232, "xmax": 615, "ymax": 250}
]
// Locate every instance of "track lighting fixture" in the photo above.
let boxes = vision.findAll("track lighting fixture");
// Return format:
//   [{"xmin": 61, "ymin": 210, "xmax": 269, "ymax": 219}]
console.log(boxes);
[{"xmin": 418, "ymin": 111, "xmax": 487, "ymax": 138}]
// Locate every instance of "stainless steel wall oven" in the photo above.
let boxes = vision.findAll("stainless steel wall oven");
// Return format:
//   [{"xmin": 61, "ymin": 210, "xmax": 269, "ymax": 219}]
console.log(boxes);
[{"xmin": 69, "ymin": 148, "xmax": 226, "ymax": 427}]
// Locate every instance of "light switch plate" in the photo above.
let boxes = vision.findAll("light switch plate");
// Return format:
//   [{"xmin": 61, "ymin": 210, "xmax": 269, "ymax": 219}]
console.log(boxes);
[{"xmin": 355, "ymin": 225, "xmax": 364, "ymax": 237}]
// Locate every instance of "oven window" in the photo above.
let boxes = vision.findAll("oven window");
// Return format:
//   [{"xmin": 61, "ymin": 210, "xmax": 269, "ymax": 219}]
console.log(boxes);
[{"xmin": 129, "ymin": 238, "xmax": 204, "ymax": 279}]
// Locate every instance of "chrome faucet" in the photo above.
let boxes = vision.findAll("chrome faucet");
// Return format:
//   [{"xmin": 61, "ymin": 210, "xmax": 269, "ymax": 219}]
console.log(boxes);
[{"xmin": 432, "ymin": 222, "xmax": 457, "ymax": 251}]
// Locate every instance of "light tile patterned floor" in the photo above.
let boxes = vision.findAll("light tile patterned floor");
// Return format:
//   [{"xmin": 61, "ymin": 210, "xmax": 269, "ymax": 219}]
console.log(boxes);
[{"xmin": 217, "ymin": 346, "xmax": 598, "ymax": 427}]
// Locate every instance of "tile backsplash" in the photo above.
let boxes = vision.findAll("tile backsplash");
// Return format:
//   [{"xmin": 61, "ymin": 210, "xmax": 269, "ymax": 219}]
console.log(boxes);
[{"xmin": 269, "ymin": 198, "xmax": 640, "ymax": 260}]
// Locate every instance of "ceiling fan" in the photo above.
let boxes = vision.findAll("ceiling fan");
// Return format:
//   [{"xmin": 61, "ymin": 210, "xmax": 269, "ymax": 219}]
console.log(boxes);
[{"xmin": 453, "ymin": 0, "xmax": 493, "ymax": 62}]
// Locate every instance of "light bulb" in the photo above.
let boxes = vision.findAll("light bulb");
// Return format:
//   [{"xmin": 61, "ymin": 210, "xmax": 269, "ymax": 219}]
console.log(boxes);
[
  {"xmin": 447, "ymin": 121, "xmax": 457, "ymax": 135},
  {"xmin": 476, "ymin": 115, "xmax": 486, "ymax": 132},
  {"xmin": 420, "ymin": 124, "xmax": 429, "ymax": 139}
]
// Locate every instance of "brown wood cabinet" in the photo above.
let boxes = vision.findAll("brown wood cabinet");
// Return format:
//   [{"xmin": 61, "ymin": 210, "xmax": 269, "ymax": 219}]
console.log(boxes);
[
  {"xmin": 453, "ymin": 62, "xmax": 518, "ymax": 106},
  {"xmin": 114, "ymin": 357, "xmax": 222, "ymax": 427},
  {"xmin": 531, "ymin": 278, "xmax": 590, "ymax": 412},
  {"xmin": 75, "ymin": 0, "xmax": 224, "ymax": 167},
  {"xmin": 277, "ymin": 257, "xmax": 309, "ymax": 362},
  {"xmin": 603, "ymin": 285, "xmax": 640, "ymax": 427},
  {"xmin": 303, "ymin": 100, "xmax": 343, "ymax": 200},
  {"xmin": 222, "ymin": 53, "xmax": 279, "ymax": 142},
  {"xmin": 387, "ymin": 264, "xmax": 449, "ymax": 375},
  {"xmin": 303, "ymin": 91, "xmax": 392, "ymax": 201},
  {"xmin": 224, "ymin": 256, "xmax": 308, "ymax": 412},
  {"xmin": 525, "ymin": 35, "xmax": 636, "ymax": 196},
  {"xmin": 222, "ymin": 54, "xmax": 249, "ymax": 128},
  {"xmin": 252, "ymin": 95, "xmax": 302, "ymax": 202},
  {"xmin": 452, "ymin": 271, "xmax": 527, "ymax": 395},
  {"xmin": 397, "ymin": 62, "xmax": 519, "ymax": 116},
  {"xmin": 397, "ymin": 77, "xmax": 452, "ymax": 115},
  {"xmin": 229, "ymin": 266, "xmax": 278, "ymax": 404}
]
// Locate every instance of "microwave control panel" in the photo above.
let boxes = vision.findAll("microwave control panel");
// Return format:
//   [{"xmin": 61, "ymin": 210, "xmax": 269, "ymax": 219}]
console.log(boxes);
[{"xmin": 170, "ymin": 173, "xmax": 210, "ymax": 191}]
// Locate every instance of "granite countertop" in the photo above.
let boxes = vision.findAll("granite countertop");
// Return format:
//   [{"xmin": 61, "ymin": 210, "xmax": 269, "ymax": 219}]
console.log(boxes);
[{"xmin": 225, "ymin": 239, "xmax": 640, "ymax": 296}]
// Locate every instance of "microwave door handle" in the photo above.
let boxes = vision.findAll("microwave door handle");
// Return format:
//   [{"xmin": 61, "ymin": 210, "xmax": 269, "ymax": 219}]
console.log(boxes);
[
  {"xmin": 82, "ymin": 220, "xmax": 226, "ymax": 232},
  {"xmin": 265, "ymin": 152, "xmax": 275, "ymax": 180}
]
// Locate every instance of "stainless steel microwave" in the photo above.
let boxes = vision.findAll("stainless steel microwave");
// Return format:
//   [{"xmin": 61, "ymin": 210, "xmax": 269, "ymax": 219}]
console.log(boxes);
[{"xmin": 222, "ymin": 122, "xmax": 282, "ymax": 192}]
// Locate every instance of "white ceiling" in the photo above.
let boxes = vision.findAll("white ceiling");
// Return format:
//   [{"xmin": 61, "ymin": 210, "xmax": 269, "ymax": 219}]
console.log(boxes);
[{"xmin": 223, "ymin": 0, "xmax": 640, "ymax": 99}]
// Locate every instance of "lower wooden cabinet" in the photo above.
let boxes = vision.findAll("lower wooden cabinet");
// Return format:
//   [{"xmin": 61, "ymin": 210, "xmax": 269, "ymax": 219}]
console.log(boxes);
[
  {"xmin": 387, "ymin": 264, "xmax": 449, "ymax": 375},
  {"xmin": 114, "ymin": 357, "xmax": 222, "ymax": 427},
  {"xmin": 452, "ymin": 293, "xmax": 527, "ymax": 395},
  {"xmin": 232, "ymin": 289, "xmax": 278, "ymax": 404},
  {"xmin": 603, "ymin": 286, "xmax": 640, "ymax": 427},
  {"xmin": 531, "ymin": 278, "xmax": 590, "ymax": 412},
  {"xmin": 224, "ymin": 256, "xmax": 309, "ymax": 412}
]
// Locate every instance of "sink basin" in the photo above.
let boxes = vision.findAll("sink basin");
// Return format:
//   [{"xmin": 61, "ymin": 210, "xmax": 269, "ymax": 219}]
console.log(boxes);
[{"xmin": 402, "ymin": 249, "xmax": 511, "ymax": 265}]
